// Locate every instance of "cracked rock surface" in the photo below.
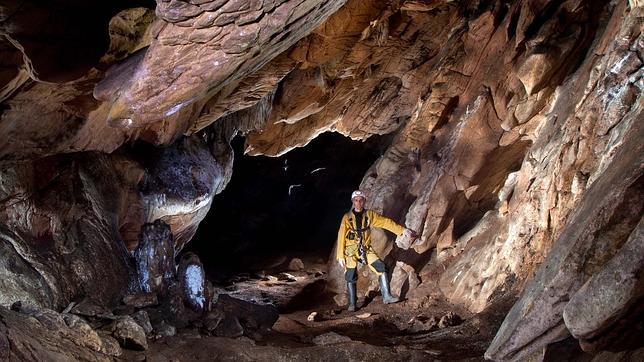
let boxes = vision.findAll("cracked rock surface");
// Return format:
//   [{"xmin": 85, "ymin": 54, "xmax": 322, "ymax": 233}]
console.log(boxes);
[{"xmin": 0, "ymin": 0, "xmax": 643, "ymax": 360}]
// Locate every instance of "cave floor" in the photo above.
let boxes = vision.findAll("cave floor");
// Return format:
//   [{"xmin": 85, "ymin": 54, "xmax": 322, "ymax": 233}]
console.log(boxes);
[{"xmin": 131, "ymin": 256, "xmax": 498, "ymax": 361}]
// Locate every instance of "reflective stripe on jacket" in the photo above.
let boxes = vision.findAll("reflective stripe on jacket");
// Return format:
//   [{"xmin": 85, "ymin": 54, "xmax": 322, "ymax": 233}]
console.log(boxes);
[{"xmin": 336, "ymin": 209, "xmax": 405, "ymax": 261}]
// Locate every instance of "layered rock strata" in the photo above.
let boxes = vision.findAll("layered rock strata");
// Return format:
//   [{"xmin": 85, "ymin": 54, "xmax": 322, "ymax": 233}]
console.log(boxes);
[{"xmin": 0, "ymin": 0, "xmax": 642, "ymax": 360}]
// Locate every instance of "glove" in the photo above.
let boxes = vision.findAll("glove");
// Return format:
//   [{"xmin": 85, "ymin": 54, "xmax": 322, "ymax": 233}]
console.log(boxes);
[
  {"xmin": 403, "ymin": 228, "xmax": 418, "ymax": 239},
  {"xmin": 338, "ymin": 258, "xmax": 345, "ymax": 268}
]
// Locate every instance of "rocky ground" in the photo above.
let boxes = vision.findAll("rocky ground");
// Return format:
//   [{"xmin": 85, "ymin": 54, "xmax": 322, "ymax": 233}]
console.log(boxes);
[
  {"xmin": 0, "ymin": 255, "xmax": 493, "ymax": 361},
  {"xmin": 3, "ymin": 253, "xmax": 642, "ymax": 361},
  {"xmin": 128, "ymin": 255, "xmax": 506, "ymax": 361}
]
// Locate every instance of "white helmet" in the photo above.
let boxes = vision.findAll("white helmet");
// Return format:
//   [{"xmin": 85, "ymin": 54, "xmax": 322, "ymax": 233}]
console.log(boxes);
[{"xmin": 351, "ymin": 190, "xmax": 366, "ymax": 200}]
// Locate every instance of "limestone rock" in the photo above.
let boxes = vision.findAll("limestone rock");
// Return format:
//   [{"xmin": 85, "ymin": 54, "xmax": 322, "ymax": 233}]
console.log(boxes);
[
  {"xmin": 122, "ymin": 293, "xmax": 159, "ymax": 309},
  {"xmin": 214, "ymin": 294, "xmax": 279, "ymax": 331},
  {"xmin": 213, "ymin": 315, "xmax": 244, "ymax": 338},
  {"xmin": 0, "ymin": 0, "xmax": 642, "ymax": 360},
  {"xmin": 287, "ymin": 258, "xmax": 305, "ymax": 271},
  {"xmin": 204, "ymin": 309, "xmax": 225, "ymax": 332},
  {"xmin": 177, "ymin": 252, "xmax": 207, "ymax": 313},
  {"xmin": 563, "ymin": 218, "xmax": 644, "ymax": 352},
  {"xmin": 100, "ymin": 7, "xmax": 157, "ymax": 65},
  {"xmin": 0, "ymin": 305, "xmax": 116, "ymax": 360},
  {"xmin": 97, "ymin": 332, "xmax": 123, "ymax": 357},
  {"xmin": 70, "ymin": 299, "xmax": 112, "ymax": 319},
  {"xmin": 138, "ymin": 136, "xmax": 231, "ymax": 251},
  {"xmin": 312, "ymin": 332, "xmax": 352, "ymax": 346},
  {"xmin": 132, "ymin": 310, "xmax": 153, "ymax": 336},
  {"xmin": 390, "ymin": 261, "xmax": 420, "ymax": 299},
  {"xmin": 62, "ymin": 314, "xmax": 103, "ymax": 351},
  {"xmin": 110, "ymin": 316, "xmax": 148, "ymax": 351},
  {"xmin": 0, "ymin": 1, "xmax": 131, "ymax": 83},
  {"xmin": 406, "ymin": 315, "xmax": 438, "ymax": 333},
  {"xmin": 333, "ymin": 292, "xmax": 348, "ymax": 307},
  {"xmin": 438, "ymin": 312, "xmax": 462, "ymax": 329},
  {"xmin": 154, "ymin": 320, "xmax": 177, "ymax": 337},
  {"xmin": 135, "ymin": 220, "xmax": 175, "ymax": 294},
  {"xmin": 101, "ymin": 0, "xmax": 348, "ymax": 126},
  {"xmin": 0, "ymin": 154, "xmax": 134, "ymax": 309},
  {"xmin": 486, "ymin": 97, "xmax": 643, "ymax": 360}
]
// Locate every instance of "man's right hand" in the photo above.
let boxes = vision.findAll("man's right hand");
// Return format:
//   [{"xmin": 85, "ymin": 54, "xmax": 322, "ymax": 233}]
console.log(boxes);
[
  {"xmin": 338, "ymin": 258, "xmax": 345, "ymax": 268},
  {"xmin": 404, "ymin": 228, "xmax": 418, "ymax": 239}
]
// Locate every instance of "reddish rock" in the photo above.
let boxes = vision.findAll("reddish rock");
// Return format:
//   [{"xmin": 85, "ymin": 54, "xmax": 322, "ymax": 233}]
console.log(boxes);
[{"xmin": 0, "ymin": 0, "xmax": 642, "ymax": 360}]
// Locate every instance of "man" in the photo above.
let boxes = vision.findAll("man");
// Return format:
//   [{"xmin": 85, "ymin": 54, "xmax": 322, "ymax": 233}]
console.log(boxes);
[{"xmin": 336, "ymin": 190, "xmax": 417, "ymax": 311}]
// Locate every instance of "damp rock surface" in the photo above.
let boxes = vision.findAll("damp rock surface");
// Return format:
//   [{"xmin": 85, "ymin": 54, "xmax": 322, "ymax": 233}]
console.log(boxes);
[{"xmin": 177, "ymin": 252, "xmax": 207, "ymax": 313}]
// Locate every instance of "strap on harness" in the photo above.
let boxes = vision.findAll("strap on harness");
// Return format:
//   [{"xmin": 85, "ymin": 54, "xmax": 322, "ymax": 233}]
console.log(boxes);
[
  {"xmin": 348, "ymin": 212, "xmax": 370, "ymax": 265},
  {"xmin": 348, "ymin": 213, "xmax": 370, "ymax": 236}
]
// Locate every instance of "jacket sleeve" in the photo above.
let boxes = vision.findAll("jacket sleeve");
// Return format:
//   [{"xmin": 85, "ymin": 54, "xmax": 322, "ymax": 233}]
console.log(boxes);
[
  {"xmin": 336, "ymin": 215, "xmax": 347, "ymax": 260},
  {"xmin": 369, "ymin": 210, "xmax": 405, "ymax": 236}
]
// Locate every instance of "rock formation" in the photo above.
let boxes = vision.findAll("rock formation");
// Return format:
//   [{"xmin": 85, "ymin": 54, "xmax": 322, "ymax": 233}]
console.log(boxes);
[{"xmin": 0, "ymin": 0, "xmax": 642, "ymax": 360}]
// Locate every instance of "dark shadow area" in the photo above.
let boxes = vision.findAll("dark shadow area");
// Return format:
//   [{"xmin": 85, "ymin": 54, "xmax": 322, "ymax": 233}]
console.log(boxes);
[
  {"xmin": 280, "ymin": 279, "xmax": 331, "ymax": 313},
  {"xmin": 437, "ymin": 139, "xmax": 531, "ymax": 239},
  {"xmin": 3, "ymin": 0, "xmax": 156, "ymax": 82},
  {"xmin": 187, "ymin": 132, "xmax": 394, "ymax": 280}
]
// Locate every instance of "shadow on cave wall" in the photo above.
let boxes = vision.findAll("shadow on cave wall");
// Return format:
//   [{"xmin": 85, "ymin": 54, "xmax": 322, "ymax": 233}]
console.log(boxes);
[{"xmin": 187, "ymin": 132, "xmax": 395, "ymax": 279}]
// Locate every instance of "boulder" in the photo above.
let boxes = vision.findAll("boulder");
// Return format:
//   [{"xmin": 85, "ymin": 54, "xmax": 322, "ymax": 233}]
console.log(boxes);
[
  {"xmin": 154, "ymin": 320, "xmax": 177, "ymax": 337},
  {"xmin": 110, "ymin": 316, "xmax": 148, "ymax": 351},
  {"xmin": 134, "ymin": 220, "xmax": 175, "ymax": 295},
  {"xmin": 177, "ymin": 253, "xmax": 207, "ymax": 313},
  {"xmin": 287, "ymin": 258, "xmax": 305, "ymax": 271},
  {"xmin": 131, "ymin": 310, "xmax": 153, "ymax": 336}
]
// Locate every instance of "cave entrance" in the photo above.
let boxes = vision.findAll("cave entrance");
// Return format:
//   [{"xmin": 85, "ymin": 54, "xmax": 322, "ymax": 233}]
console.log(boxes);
[{"xmin": 187, "ymin": 132, "xmax": 392, "ymax": 282}]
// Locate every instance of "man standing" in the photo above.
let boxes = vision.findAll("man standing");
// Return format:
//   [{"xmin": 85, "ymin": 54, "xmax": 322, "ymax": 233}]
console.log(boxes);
[{"xmin": 336, "ymin": 190, "xmax": 417, "ymax": 311}]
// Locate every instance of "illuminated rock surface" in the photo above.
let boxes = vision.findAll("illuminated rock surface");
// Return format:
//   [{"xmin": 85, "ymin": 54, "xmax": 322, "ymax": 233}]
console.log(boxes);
[{"xmin": 0, "ymin": 0, "xmax": 642, "ymax": 360}]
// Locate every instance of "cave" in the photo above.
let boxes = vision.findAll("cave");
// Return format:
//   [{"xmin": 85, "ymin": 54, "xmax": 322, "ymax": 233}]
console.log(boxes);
[
  {"xmin": 0, "ymin": 0, "xmax": 643, "ymax": 361},
  {"xmin": 187, "ymin": 132, "xmax": 393, "ymax": 277}
]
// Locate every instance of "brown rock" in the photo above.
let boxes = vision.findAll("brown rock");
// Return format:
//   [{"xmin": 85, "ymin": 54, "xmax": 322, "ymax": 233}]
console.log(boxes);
[
  {"xmin": 312, "ymin": 332, "xmax": 352, "ymax": 346},
  {"xmin": 287, "ymin": 258, "xmax": 305, "ymax": 271},
  {"xmin": 517, "ymin": 52, "xmax": 558, "ymax": 96},
  {"xmin": 213, "ymin": 315, "xmax": 244, "ymax": 338},
  {"xmin": 62, "ymin": 314, "xmax": 104, "ymax": 353},
  {"xmin": 563, "ymin": 218, "xmax": 644, "ymax": 351},
  {"xmin": 122, "ymin": 293, "xmax": 159, "ymax": 309},
  {"xmin": 204, "ymin": 310, "xmax": 225, "ymax": 332},
  {"xmin": 97, "ymin": 332, "xmax": 122, "ymax": 357},
  {"xmin": 99, "ymin": 8, "xmax": 157, "ymax": 65},
  {"xmin": 0, "ymin": 0, "xmax": 642, "ymax": 360},
  {"xmin": 101, "ymin": 0, "xmax": 348, "ymax": 126},
  {"xmin": 438, "ymin": 312, "xmax": 462, "ymax": 329},
  {"xmin": 131, "ymin": 310, "xmax": 153, "ymax": 336},
  {"xmin": 486, "ymin": 4, "xmax": 643, "ymax": 359},
  {"xmin": 214, "ymin": 294, "xmax": 279, "ymax": 331},
  {"xmin": 0, "ymin": 305, "xmax": 115, "ymax": 360},
  {"xmin": 110, "ymin": 316, "xmax": 148, "ymax": 351},
  {"xmin": 154, "ymin": 320, "xmax": 176, "ymax": 337}
]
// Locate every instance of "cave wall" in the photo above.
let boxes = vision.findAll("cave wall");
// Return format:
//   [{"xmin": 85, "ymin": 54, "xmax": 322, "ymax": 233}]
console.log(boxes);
[{"xmin": 0, "ymin": 0, "xmax": 642, "ymax": 359}]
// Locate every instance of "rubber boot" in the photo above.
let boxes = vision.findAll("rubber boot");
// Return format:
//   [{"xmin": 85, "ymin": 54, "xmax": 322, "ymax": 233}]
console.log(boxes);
[
  {"xmin": 379, "ymin": 272, "xmax": 399, "ymax": 304},
  {"xmin": 347, "ymin": 282, "xmax": 357, "ymax": 311}
]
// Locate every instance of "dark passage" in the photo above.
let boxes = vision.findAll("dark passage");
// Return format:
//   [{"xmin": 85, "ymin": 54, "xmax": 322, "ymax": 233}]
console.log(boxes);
[{"xmin": 187, "ymin": 132, "xmax": 393, "ymax": 278}]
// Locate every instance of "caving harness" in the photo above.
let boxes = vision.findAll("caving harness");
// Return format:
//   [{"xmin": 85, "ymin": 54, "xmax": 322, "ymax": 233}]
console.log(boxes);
[{"xmin": 348, "ymin": 211, "xmax": 370, "ymax": 266}]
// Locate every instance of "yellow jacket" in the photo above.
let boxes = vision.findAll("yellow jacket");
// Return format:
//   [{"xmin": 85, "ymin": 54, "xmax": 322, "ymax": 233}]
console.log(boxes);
[{"xmin": 336, "ymin": 209, "xmax": 405, "ymax": 260}]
